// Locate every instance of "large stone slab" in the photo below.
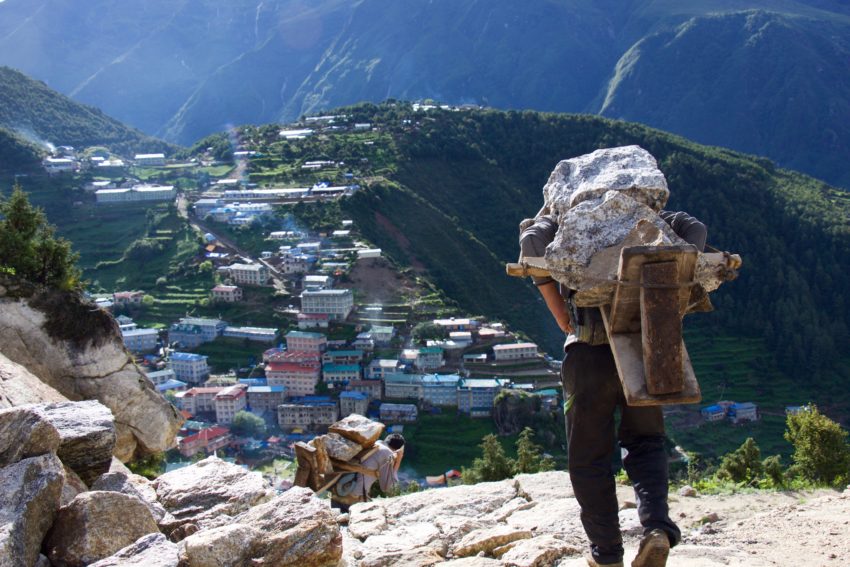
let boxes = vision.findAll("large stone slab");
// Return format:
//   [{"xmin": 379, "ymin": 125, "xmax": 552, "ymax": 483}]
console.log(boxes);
[
  {"xmin": 329, "ymin": 414, "xmax": 384, "ymax": 447},
  {"xmin": 542, "ymin": 145, "xmax": 669, "ymax": 214},
  {"xmin": 227, "ymin": 486, "xmax": 343, "ymax": 566},
  {"xmin": 0, "ymin": 405, "xmax": 61, "ymax": 466},
  {"xmin": 178, "ymin": 524, "xmax": 263, "ymax": 567},
  {"xmin": 451, "ymin": 525, "xmax": 532, "ymax": 558},
  {"xmin": 153, "ymin": 456, "xmax": 273, "ymax": 531},
  {"xmin": 0, "ymin": 453, "xmax": 65, "ymax": 567},
  {"xmin": 45, "ymin": 491, "xmax": 159, "ymax": 567},
  {"xmin": 322, "ymin": 432, "xmax": 364, "ymax": 461},
  {"xmin": 545, "ymin": 191, "xmax": 680, "ymax": 302},
  {"xmin": 39, "ymin": 400, "xmax": 117, "ymax": 485},
  {"xmin": 88, "ymin": 533, "xmax": 179, "ymax": 567}
]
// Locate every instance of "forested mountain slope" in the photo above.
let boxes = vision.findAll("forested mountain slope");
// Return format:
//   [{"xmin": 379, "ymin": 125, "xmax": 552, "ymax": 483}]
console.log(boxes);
[
  {"xmin": 0, "ymin": 67, "xmax": 172, "ymax": 157},
  {"xmin": 2, "ymin": 1, "xmax": 850, "ymax": 186},
  {"xmin": 329, "ymin": 105, "xmax": 849, "ymax": 401}
]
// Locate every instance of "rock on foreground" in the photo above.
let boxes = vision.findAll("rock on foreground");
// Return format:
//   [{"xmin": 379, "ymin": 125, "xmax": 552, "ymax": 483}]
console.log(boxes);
[{"xmin": 0, "ymin": 279, "xmax": 182, "ymax": 461}]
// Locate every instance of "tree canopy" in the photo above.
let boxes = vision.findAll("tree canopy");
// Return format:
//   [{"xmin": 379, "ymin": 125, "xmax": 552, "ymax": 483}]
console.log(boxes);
[{"xmin": 0, "ymin": 183, "xmax": 80, "ymax": 289}]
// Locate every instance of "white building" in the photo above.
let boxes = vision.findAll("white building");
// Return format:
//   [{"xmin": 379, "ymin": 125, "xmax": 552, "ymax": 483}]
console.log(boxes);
[
  {"xmin": 145, "ymin": 369, "xmax": 176, "ymax": 386},
  {"xmin": 303, "ymin": 274, "xmax": 332, "ymax": 290},
  {"xmin": 169, "ymin": 352, "xmax": 210, "ymax": 385},
  {"xmin": 227, "ymin": 263, "xmax": 269, "ymax": 286},
  {"xmin": 493, "ymin": 343, "xmax": 539, "ymax": 361},
  {"xmin": 178, "ymin": 318, "xmax": 226, "ymax": 341},
  {"xmin": 122, "ymin": 328, "xmax": 158, "ymax": 353},
  {"xmin": 214, "ymin": 385, "xmax": 248, "ymax": 425},
  {"xmin": 96, "ymin": 185, "xmax": 176, "ymax": 204},
  {"xmin": 43, "ymin": 157, "xmax": 76, "ymax": 174},
  {"xmin": 211, "ymin": 285, "xmax": 242, "ymax": 302},
  {"xmin": 301, "ymin": 289, "xmax": 354, "ymax": 321},
  {"xmin": 134, "ymin": 153, "xmax": 166, "ymax": 166},
  {"xmin": 222, "ymin": 326, "xmax": 277, "ymax": 343}
]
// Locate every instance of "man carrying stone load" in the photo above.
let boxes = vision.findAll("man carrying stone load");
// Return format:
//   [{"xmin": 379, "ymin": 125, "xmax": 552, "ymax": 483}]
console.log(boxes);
[
  {"xmin": 518, "ymin": 146, "xmax": 707, "ymax": 567},
  {"xmin": 331, "ymin": 432, "xmax": 405, "ymax": 511}
]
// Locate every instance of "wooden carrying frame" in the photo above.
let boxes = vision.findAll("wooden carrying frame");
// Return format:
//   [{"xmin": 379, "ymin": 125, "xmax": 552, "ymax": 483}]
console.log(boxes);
[
  {"xmin": 507, "ymin": 244, "xmax": 711, "ymax": 406},
  {"xmin": 601, "ymin": 245, "xmax": 701, "ymax": 406}
]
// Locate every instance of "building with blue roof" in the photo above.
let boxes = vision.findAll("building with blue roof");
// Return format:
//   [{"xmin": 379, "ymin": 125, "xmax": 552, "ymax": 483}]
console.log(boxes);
[
  {"xmin": 339, "ymin": 390, "xmax": 369, "ymax": 417},
  {"xmin": 700, "ymin": 404, "xmax": 726, "ymax": 422},
  {"xmin": 322, "ymin": 363, "xmax": 361, "ymax": 386},
  {"xmin": 239, "ymin": 377, "xmax": 268, "ymax": 387},
  {"xmin": 155, "ymin": 379, "xmax": 188, "ymax": 393},
  {"xmin": 421, "ymin": 374, "xmax": 461, "ymax": 406},
  {"xmin": 169, "ymin": 352, "xmax": 210, "ymax": 384},
  {"xmin": 457, "ymin": 378, "xmax": 510, "ymax": 417},
  {"xmin": 247, "ymin": 385, "xmax": 286, "ymax": 414}
]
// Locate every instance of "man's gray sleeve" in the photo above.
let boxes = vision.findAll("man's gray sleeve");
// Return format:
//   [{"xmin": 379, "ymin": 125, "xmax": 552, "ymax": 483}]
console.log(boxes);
[
  {"xmin": 519, "ymin": 215, "xmax": 557, "ymax": 286},
  {"xmin": 659, "ymin": 210, "xmax": 707, "ymax": 252}
]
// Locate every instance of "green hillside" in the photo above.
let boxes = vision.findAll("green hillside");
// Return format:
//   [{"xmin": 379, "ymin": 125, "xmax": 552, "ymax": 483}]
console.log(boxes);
[
  {"xmin": 0, "ymin": 66, "xmax": 173, "ymax": 158},
  {"xmin": 0, "ymin": 126, "xmax": 44, "ymax": 172}
]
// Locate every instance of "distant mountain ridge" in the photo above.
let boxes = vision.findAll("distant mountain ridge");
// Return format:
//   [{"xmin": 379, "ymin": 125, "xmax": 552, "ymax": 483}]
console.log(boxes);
[
  {"xmin": 2, "ymin": 1, "xmax": 850, "ymax": 186},
  {"xmin": 0, "ymin": 66, "xmax": 172, "ymax": 160}
]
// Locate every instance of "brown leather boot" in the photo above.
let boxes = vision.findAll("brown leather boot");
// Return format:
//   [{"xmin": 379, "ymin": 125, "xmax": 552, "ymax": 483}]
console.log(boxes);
[{"xmin": 631, "ymin": 530, "xmax": 670, "ymax": 567}]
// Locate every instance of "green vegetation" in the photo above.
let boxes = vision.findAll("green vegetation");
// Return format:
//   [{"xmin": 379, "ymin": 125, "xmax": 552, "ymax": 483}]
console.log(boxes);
[
  {"xmin": 230, "ymin": 411, "xmax": 266, "ymax": 438},
  {"xmin": 682, "ymin": 407, "xmax": 850, "ymax": 492},
  {"xmin": 193, "ymin": 339, "xmax": 268, "ymax": 374},
  {"xmin": 461, "ymin": 428, "xmax": 554, "ymax": 484},
  {"xmin": 785, "ymin": 405, "xmax": 850, "ymax": 487},
  {"xmin": 0, "ymin": 184, "xmax": 80, "ymax": 289}
]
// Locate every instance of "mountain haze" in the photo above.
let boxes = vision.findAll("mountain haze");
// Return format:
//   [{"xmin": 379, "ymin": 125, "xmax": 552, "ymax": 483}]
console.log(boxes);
[
  {"xmin": 2, "ymin": 1, "xmax": 850, "ymax": 186},
  {"xmin": 0, "ymin": 66, "xmax": 172, "ymax": 158}
]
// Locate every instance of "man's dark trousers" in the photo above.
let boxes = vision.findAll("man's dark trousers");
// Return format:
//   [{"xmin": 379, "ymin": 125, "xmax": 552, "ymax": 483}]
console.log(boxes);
[{"xmin": 562, "ymin": 343, "xmax": 681, "ymax": 565}]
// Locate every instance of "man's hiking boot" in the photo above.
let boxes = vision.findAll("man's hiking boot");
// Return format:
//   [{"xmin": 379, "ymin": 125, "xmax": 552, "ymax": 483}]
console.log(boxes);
[
  {"xmin": 631, "ymin": 529, "xmax": 670, "ymax": 567},
  {"xmin": 585, "ymin": 555, "xmax": 624, "ymax": 567}
]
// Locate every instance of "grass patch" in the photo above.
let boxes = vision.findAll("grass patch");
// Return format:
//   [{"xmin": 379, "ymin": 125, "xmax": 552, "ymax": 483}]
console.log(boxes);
[
  {"xmin": 194, "ymin": 338, "xmax": 269, "ymax": 374},
  {"xmin": 401, "ymin": 412, "xmax": 517, "ymax": 476}
]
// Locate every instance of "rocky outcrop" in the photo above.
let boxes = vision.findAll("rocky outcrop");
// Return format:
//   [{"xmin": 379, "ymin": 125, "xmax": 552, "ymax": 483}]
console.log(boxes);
[
  {"xmin": 88, "ymin": 533, "xmax": 179, "ymax": 567},
  {"xmin": 92, "ymin": 471, "xmax": 170, "ymax": 524},
  {"xmin": 0, "ymin": 282, "xmax": 182, "ymax": 461},
  {"xmin": 44, "ymin": 491, "xmax": 160, "ymax": 566},
  {"xmin": 0, "ymin": 405, "xmax": 61, "ymax": 466},
  {"xmin": 0, "ymin": 453, "xmax": 65, "ymax": 567},
  {"xmin": 330, "ymin": 414, "xmax": 385, "ymax": 446},
  {"xmin": 153, "ymin": 456, "xmax": 274, "ymax": 532},
  {"xmin": 0, "ymin": 353, "xmax": 67, "ymax": 409},
  {"xmin": 39, "ymin": 401, "xmax": 116, "ymax": 485}
]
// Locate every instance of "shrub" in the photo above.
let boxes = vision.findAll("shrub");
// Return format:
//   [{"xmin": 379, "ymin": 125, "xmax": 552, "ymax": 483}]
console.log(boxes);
[
  {"xmin": 716, "ymin": 437, "xmax": 763, "ymax": 485},
  {"xmin": 784, "ymin": 405, "xmax": 850, "ymax": 487}
]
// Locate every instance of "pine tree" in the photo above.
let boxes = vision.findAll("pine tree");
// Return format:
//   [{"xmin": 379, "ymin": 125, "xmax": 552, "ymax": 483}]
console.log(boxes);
[
  {"xmin": 513, "ymin": 427, "xmax": 555, "ymax": 475},
  {"xmin": 716, "ymin": 437, "xmax": 763, "ymax": 485},
  {"xmin": 462, "ymin": 434, "xmax": 514, "ymax": 484},
  {"xmin": 0, "ymin": 184, "xmax": 80, "ymax": 289}
]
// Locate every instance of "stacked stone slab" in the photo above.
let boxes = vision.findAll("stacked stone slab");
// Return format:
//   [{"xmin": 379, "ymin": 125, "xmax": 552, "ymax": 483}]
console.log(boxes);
[{"xmin": 295, "ymin": 414, "xmax": 386, "ymax": 492}]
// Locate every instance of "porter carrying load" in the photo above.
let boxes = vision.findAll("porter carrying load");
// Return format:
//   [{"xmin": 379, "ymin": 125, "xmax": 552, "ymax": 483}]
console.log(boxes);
[{"xmin": 507, "ymin": 146, "xmax": 741, "ymax": 406}]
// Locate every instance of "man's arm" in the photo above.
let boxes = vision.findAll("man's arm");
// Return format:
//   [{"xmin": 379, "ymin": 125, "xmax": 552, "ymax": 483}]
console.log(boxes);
[
  {"xmin": 519, "ymin": 216, "xmax": 573, "ymax": 333},
  {"xmin": 538, "ymin": 281, "xmax": 573, "ymax": 333}
]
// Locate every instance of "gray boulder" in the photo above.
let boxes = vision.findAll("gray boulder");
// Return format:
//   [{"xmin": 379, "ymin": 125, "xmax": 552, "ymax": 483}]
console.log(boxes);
[
  {"xmin": 153, "ymin": 456, "xmax": 273, "ymax": 532},
  {"xmin": 0, "ymin": 453, "xmax": 65, "ymax": 567},
  {"xmin": 44, "ymin": 491, "xmax": 159, "ymax": 567},
  {"xmin": 92, "ymin": 471, "xmax": 170, "ymax": 524},
  {"xmin": 0, "ymin": 405, "xmax": 61, "ymax": 467},
  {"xmin": 542, "ymin": 145, "xmax": 669, "ymax": 213},
  {"xmin": 39, "ymin": 401, "xmax": 116, "ymax": 485},
  {"xmin": 60, "ymin": 464, "xmax": 88, "ymax": 507},
  {"xmin": 88, "ymin": 533, "xmax": 179, "ymax": 567}
]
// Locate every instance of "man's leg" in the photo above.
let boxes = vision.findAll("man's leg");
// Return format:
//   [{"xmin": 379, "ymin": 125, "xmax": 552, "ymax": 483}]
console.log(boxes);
[
  {"xmin": 563, "ymin": 344, "xmax": 624, "ymax": 565},
  {"xmin": 619, "ymin": 405, "xmax": 681, "ymax": 547}
]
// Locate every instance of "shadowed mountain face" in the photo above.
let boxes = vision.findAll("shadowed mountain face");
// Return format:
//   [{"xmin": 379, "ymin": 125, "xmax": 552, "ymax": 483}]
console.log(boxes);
[{"xmin": 2, "ymin": 1, "xmax": 850, "ymax": 186}]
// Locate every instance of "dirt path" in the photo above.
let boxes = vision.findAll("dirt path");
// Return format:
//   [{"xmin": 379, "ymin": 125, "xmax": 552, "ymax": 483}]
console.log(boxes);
[{"xmin": 561, "ymin": 485, "xmax": 850, "ymax": 566}]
